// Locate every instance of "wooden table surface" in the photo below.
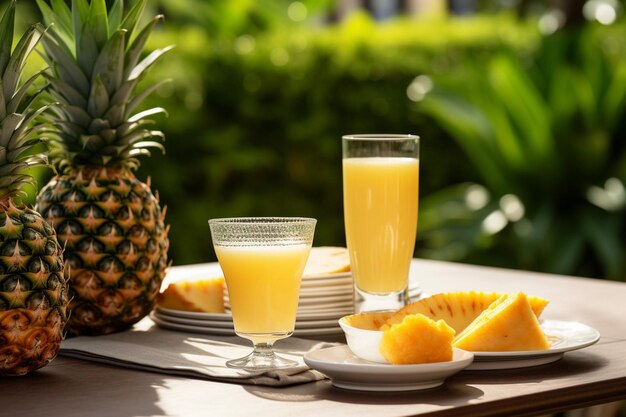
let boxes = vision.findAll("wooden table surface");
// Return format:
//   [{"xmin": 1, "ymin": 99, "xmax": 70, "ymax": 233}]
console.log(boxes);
[{"xmin": 2, "ymin": 259, "xmax": 626, "ymax": 417}]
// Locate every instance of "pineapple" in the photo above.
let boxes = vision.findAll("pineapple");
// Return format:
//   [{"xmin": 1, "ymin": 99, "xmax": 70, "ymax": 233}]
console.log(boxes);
[
  {"xmin": 379, "ymin": 314, "xmax": 454, "ymax": 365},
  {"xmin": 453, "ymin": 292, "xmax": 550, "ymax": 352},
  {"xmin": 385, "ymin": 291, "xmax": 549, "ymax": 333},
  {"xmin": 34, "ymin": 0, "xmax": 171, "ymax": 335},
  {"xmin": 0, "ymin": 1, "xmax": 68, "ymax": 375}
]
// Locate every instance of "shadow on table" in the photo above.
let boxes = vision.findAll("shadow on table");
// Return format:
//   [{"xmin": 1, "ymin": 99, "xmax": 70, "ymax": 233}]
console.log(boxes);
[
  {"xmin": 242, "ymin": 351, "xmax": 609, "ymax": 406},
  {"xmin": 243, "ymin": 380, "xmax": 484, "ymax": 406},
  {"xmin": 456, "ymin": 351, "xmax": 608, "ymax": 386},
  {"xmin": 0, "ymin": 360, "xmax": 167, "ymax": 417}
]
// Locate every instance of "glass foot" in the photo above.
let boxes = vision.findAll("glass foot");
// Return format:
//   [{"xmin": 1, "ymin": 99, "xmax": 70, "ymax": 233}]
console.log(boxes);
[
  {"xmin": 227, "ymin": 343, "xmax": 299, "ymax": 371},
  {"xmin": 354, "ymin": 286, "xmax": 408, "ymax": 313}
]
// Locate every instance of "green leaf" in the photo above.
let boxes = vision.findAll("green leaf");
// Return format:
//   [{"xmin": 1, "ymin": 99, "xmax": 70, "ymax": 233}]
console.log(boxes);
[
  {"xmin": 0, "ymin": 1, "xmax": 16, "ymax": 75},
  {"xmin": 80, "ymin": 134, "xmax": 105, "ymax": 151},
  {"xmin": 92, "ymin": 29, "xmax": 126, "ymax": 94},
  {"xmin": 109, "ymin": 0, "xmax": 124, "ymax": 32},
  {"xmin": 41, "ymin": 33, "xmax": 90, "ymax": 96},
  {"xmin": 39, "ymin": 0, "xmax": 74, "ymax": 45},
  {"xmin": 72, "ymin": 0, "xmax": 90, "ymax": 55},
  {"xmin": 125, "ymin": 14, "xmax": 164, "ymax": 79},
  {"xmin": 10, "ymin": 105, "xmax": 54, "ymax": 151},
  {"xmin": 603, "ymin": 64, "xmax": 626, "ymax": 130},
  {"xmin": 0, "ymin": 114, "xmax": 21, "ymax": 146},
  {"xmin": 87, "ymin": 74, "xmax": 109, "ymax": 118},
  {"xmin": 63, "ymin": 104, "xmax": 91, "ymax": 127},
  {"xmin": 128, "ymin": 45, "xmax": 174, "ymax": 81},
  {"xmin": 76, "ymin": 23, "xmax": 98, "ymax": 76},
  {"xmin": 124, "ymin": 79, "xmax": 170, "ymax": 118},
  {"xmin": 421, "ymin": 88, "xmax": 507, "ymax": 193},
  {"xmin": 121, "ymin": 0, "xmax": 147, "ymax": 43},
  {"xmin": 127, "ymin": 107, "xmax": 167, "ymax": 123},
  {"xmin": 3, "ymin": 26, "xmax": 42, "ymax": 103},
  {"xmin": 488, "ymin": 55, "xmax": 553, "ymax": 165},
  {"xmin": 43, "ymin": 73, "xmax": 87, "ymax": 108},
  {"xmin": 88, "ymin": 0, "xmax": 109, "ymax": 48},
  {"xmin": 7, "ymin": 71, "xmax": 42, "ymax": 114},
  {"xmin": 0, "ymin": 79, "xmax": 5, "ymax": 120}
]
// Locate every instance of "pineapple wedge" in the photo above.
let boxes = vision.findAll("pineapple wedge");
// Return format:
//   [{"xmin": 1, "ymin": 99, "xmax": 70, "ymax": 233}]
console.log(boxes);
[
  {"xmin": 303, "ymin": 247, "xmax": 350, "ymax": 276},
  {"xmin": 157, "ymin": 278, "xmax": 225, "ymax": 313},
  {"xmin": 385, "ymin": 291, "xmax": 549, "ymax": 333},
  {"xmin": 453, "ymin": 292, "xmax": 550, "ymax": 352},
  {"xmin": 380, "ymin": 314, "xmax": 455, "ymax": 365}
]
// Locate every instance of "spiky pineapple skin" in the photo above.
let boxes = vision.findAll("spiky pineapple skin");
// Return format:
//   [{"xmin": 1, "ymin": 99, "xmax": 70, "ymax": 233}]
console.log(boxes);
[
  {"xmin": 36, "ymin": 167, "xmax": 168, "ymax": 335},
  {"xmin": 0, "ymin": 202, "xmax": 67, "ymax": 376}
]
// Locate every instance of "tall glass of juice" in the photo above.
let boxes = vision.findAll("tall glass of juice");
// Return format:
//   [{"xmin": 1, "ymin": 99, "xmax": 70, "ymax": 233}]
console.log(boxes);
[
  {"xmin": 342, "ymin": 134, "xmax": 419, "ymax": 312},
  {"xmin": 208, "ymin": 217, "xmax": 316, "ymax": 370}
]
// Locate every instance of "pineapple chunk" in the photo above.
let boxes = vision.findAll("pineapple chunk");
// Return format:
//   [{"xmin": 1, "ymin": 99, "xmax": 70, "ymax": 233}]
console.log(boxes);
[
  {"xmin": 303, "ymin": 247, "xmax": 350, "ymax": 276},
  {"xmin": 453, "ymin": 292, "xmax": 550, "ymax": 352},
  {"xmin": 157, "ymin": 277, "xmax": 225, "ymax": 313},
  {"xmin": 343, "ymin": 311, "xmax": 394, "ymax": 331},
  {"xmin": 386, "ymin": 291, "xmax": 549, "ymax": 333},
  {"xmin": 380, "ymin": 314, "xmax": 455, "ymax": 365}
]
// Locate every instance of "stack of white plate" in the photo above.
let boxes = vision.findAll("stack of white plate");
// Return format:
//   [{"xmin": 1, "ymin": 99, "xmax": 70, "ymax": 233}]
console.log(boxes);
[{"xmin": 151, "ymin": 271, "xmax": 355, "ymax": 337}]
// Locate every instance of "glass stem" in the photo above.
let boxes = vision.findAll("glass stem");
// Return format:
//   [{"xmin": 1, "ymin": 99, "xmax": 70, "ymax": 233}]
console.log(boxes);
[{"xmin": 252, "ymin": 342, "xmax": 276, "ymax": 358}]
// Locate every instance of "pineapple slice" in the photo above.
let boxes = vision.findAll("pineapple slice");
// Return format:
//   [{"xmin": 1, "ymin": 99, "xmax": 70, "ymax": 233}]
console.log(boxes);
[
  {"xmin": 343, "ymin": 311, "xmax": 394, "ymax": 331},
  {"xmin": 157, "ymin": 277, "xmax": 225, "ymax": 313},
  {"xmin": 380, "ymin": 314, "xmax": 455, "ymax": 364},
  {"xmin": 303, "ymin": 247, "xmax": 350, "ymax": 276},
  {"xmin": 453, "ymin": 292, "xmax": 550, "ymax": 352},
  {"xmin": 386, "ymin": 291, "xmax": 549, "ymax": 333}
]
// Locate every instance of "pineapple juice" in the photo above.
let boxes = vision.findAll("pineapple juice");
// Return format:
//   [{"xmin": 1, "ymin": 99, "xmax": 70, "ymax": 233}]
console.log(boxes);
[
  {"xmin": 343, "ymin": 157, "xmax": 419, "ymax": 294},
  {"xmin": 215, "ymin": 244, "xmax": 311, "ymax": 340}
]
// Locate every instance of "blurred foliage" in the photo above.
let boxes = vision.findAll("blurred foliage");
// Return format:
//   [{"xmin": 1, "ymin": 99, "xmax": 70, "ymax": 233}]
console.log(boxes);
[
  {"xmin": 418, "ymin": 22, "xmax": 626, "ymax": 280},
  {"xmin": 135, "ymin": 11, "xmax": 540, "ymax": 266},
  {"xmin": 8, "ymin": 0, "xmax": 626, "ymax": 280}
]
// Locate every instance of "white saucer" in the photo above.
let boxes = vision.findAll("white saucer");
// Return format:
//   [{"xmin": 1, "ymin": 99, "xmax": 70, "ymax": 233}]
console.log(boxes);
[
  {"xmin": 466, "ymin": 320, "xmax": 600, "ymax": 370},
  {"xmin": 304, "ymin": 346, "xmax": 473, "ymax": 392}
]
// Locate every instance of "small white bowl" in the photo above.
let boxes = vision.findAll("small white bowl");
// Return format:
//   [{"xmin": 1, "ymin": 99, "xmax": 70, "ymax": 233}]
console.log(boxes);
[{"xmin": 338, "ymin": 314, "xmax": 388, "ymax": 363}]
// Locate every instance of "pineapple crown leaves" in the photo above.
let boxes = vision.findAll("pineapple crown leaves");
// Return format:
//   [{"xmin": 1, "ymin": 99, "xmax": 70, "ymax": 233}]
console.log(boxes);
[
  {"xmin": 36, "ymin": 0, "xmax": 173, "ymax": 171},
  {"xmin": 0, "ymin": 1, "xmax": 53, "ymax": 201}
]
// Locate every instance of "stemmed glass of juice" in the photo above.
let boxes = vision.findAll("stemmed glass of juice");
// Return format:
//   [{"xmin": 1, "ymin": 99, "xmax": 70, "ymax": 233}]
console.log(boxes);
[{"xmin": 208, "ymin": 217, "xmax": 316, "ymax": 370}]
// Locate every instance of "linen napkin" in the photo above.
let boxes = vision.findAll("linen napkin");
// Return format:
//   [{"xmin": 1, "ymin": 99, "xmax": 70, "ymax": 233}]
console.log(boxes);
[{"xmin": 59, "ymin": 317, "xmax": 337, "ymax": 387}]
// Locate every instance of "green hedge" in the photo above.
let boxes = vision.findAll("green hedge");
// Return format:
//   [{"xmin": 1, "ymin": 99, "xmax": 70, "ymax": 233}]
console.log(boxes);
[{"xmin": 136, "ymin": 13, "xmax": 540, "ymax": 266}]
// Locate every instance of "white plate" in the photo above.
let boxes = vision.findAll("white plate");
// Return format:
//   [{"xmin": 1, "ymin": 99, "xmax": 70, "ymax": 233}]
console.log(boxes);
[
  {"xmin": 298, "ymin": 287, "xmax": 354, "ymax": 297},
  {"xmin": 304, "ymin": 346, "xmax": 473, "ymax": 392},
  {"xmin": 303, "ymin": 272, "xmax": 351, "ymax": 280},
  {"xmin": 156, "ymin": 306, "xmax": 353, "ymax": 322},
  {"xmin": 300, "ymin": 278, "xmax": 354, "ymax": 289},
  {"xmin": 152, "ymin": 311, "xmax": 235, "ymax": 328},
  {"xmin": 150, "ymin": 314, "xmax": 341, "ymax": 337},
  {"xmin": 153, "ymin": 311, "xmax": 339, "ymax": 329},
  {"xmin": 466, "ymin": 320, "xmax": 600, "ymax": 370},
  {"xmin": 155, "ymin": 306, "xmax": 231, "ymax": 321},
  {"xmin": 151, "ymin": 314, "xmax": 234, "ymax": 336}
]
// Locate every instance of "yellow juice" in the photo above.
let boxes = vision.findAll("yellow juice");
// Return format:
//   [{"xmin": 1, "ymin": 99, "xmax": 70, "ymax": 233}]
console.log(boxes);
[
  {"xmin": 343, "ymin": 157, "xmax": 419, "ymax": 294},
  {"xmin": 215, "ymin": 244, "xmax": 311, "ymax": 338}
]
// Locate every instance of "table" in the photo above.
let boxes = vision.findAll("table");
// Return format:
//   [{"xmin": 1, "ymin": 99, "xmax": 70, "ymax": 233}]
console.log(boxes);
[{"xmin": 2, "ymin": 259, "xmax": 626, "ymax": 417}]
